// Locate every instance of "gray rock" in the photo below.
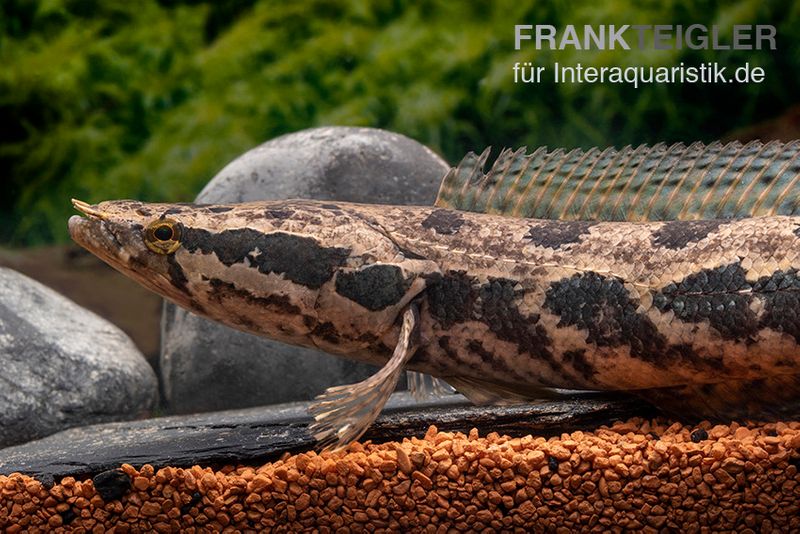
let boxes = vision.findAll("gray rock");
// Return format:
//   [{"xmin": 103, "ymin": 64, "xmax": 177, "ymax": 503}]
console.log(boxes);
[
  {"xmin": 196, "ymin": 126, "xmax": 447, "ymax": 204},
  {"xmin": 161, "ymin": 127, "xmax": 449, "ymax": 413},
  {"xmin": 0, "ymin": 267, "xmax": 158, "ymax": 447}
]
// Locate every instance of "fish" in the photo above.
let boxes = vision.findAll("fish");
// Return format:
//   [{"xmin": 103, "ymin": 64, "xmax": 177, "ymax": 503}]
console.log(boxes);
[{"xmin": 68, "ymin": 139, "xmax": 800, "ymax": 449}]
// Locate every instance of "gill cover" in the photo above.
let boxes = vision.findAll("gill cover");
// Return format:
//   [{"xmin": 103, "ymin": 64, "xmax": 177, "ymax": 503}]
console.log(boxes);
[{"xmin": 314, "ymin": 252, "xmax": 439, "ymax": 353}]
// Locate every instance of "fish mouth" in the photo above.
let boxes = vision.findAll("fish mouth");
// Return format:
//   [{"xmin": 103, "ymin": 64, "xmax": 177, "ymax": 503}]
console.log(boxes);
[
  {"xmin": 68, "ymin": 199, "xmax": 119, "ymax": 254},
  {"xmin": 71, "ymin": 198, "xmax": 107, "ymax": 220}
]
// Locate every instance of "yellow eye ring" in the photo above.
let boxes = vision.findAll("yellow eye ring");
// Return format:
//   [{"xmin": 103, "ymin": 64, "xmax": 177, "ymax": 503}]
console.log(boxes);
[{"xmin": 144, "ymin": 218, "xmax": 182, "ymax": 254}]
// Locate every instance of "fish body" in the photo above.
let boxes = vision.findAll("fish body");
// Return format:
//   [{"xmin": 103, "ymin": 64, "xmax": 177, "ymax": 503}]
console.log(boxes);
[{"xmin": 69, "ymin": 140, "xmax": 800, "ymax": 448}]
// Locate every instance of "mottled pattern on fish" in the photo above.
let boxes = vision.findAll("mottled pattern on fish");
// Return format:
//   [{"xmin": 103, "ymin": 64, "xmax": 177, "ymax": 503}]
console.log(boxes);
[
  {"xmin": 68, "ymin": 139, "xmax": 800, "ymax": 449},
  {"xmin": 374, "ymin": 206, "xmax": 800, "ymax": 390}
]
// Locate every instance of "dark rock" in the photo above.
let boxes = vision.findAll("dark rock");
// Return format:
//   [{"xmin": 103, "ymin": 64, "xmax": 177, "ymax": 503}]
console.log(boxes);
[
  {"xmin": 59, "ymin": 508, "xmax": 77, "ymax": 525},
  {"xmin": 0, "ymin": 267, "xmax": 158, "ymax": 447},
  {"xmin": 161, "ymin": 127, "xmax": 449, "ymax": 413},
  {"xmin": 180, "ymin": 492, "xmax": 202, "ymax": 515},
  {"xmin": 93, "ymin": 469, "xmax": 131, "ymax": 501},
  {"xmin": 0, "ymin": 392, "xmax": 651, "ymax": 481},
  {"xmin": 690, "ymin": 428, "xmax": 709, "ymax": 442},
  {"xmin": 548, "ymin": 455, "xmax": 559, "ymax": 472}
]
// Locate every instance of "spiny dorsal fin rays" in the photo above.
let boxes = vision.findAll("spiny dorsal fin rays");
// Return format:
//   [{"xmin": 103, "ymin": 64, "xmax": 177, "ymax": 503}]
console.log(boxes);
[
  {"xmin": 435, "ymin": 140, "xmax": 800, "ymax": 221},
  {"xmin": 308, "ymin": 305, "xmax": 419, "ymax": 451},
  {"xmin": 447, "ymin": 147, "xmax": 493, "ymax": 214}
]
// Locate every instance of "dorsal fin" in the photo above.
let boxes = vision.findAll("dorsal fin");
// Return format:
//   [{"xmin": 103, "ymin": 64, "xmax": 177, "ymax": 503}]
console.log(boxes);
[{"xmin": 435, "ymin": 140, "xmax": 800, "ymax": 220}]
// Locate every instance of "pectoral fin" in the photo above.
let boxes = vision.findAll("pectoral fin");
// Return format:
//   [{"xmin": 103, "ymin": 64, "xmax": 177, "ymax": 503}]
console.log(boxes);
[
  {"xmin": 445, "ymin": 374, "xmax": 563, "ymax": 405},
  {"xmin": 308, "ymin": 304, "xmax": 419, "ymax": 450}
]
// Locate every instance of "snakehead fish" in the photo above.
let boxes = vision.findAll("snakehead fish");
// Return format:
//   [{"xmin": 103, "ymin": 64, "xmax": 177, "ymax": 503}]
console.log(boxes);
[{"xmin": 69, "ymin": 140, "xmax": 800, "ymax": 449}]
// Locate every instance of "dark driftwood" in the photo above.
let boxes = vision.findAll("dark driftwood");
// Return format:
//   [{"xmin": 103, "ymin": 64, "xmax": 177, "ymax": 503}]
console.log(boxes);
[{"xmin": 0, "ymin": 392, "xmax": 653, "ymax": 485}]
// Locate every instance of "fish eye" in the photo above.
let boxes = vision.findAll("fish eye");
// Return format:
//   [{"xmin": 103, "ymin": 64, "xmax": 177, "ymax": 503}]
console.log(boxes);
[
  {"xmin": 144, "ymin": 218, "xmax": 182, "ymax": 254},
  {"xmin": 153, "ymin": 224, "xmax": 174, "ymax": 241}
]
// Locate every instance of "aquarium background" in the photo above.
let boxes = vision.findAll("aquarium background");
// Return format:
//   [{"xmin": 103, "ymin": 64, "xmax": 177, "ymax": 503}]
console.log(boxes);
[{"xmin": 2, "ymin": 0, "xmax": 799, "ymax": 246}]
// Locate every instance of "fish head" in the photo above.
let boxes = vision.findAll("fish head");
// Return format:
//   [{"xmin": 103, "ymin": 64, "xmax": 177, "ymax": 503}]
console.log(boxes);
[
  {"xmin": 68, "ymin": 198, "xmax": 196, "ymax": 306},
  {"xmin": 69, "ymin": 199, "xmax": 439, "ymax": 359}
]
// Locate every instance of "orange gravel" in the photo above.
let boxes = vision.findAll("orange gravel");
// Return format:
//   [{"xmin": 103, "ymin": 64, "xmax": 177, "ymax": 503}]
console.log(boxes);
[{"xmin": 1, "ymin": 418, "xmax": 799, "ymax": 533}]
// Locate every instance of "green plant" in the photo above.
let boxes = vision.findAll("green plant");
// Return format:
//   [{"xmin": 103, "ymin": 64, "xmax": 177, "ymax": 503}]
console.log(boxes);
[{"xmin": 2, "ymin": 0, "xmax": 798, "ymax": 245}]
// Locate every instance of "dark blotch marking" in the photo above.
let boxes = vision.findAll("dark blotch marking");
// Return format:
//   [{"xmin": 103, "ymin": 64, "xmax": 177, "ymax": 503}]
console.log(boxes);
[
  {"xmin": 467, "ymin": 339, "xmax": 494, "ymax": 363},
  {"xmin": 653, "ymin": 263, "xmax": 757, "ymax": 341},
  {"xmin": 656, "ymin": 263, "xmax": 800, "ymax": 343},
  {"xmin": 524, "ymin": 221, "xmax": 595, "ymax": 249},
  {"xmin": 753, "ymin": 268, "xmax": 800, "ymax": 343},
  {"xmin": 321, "ymin": 204, "xmax": 341, "ymax": 210},
  {"xmin": 438, "ymin": 336, "xmax": 459, "ymax": 360},
  {"xmin": 425, "ymin": 271, "xmax": 477, "ymax": 328},
  {"xmin": 208, "ymin": 206, "xmax": 233, "ymax": 213},
  {"xmin": 478, "ymin": 278, "xmax": 548, "ymax": 359},
  {"xmin": 398, "ymin": 245, "xmax": 425, "ymax": 260},
  {"xmin": 562, "ymin": 349, "xmax": 593, "ymax": 381},
  {"xmin": 466, "ymin": 338, "xmax": 524, "ymax": 379},
  {"xmin": 545, "ymin": 272, "xmax": 673, "ymax": 365},
  {"xmin": 167, "ymin": 256, "xmax": 190, "ymax": 294},
  {"xmin": 356, "ymin": 331, "xmax": 381, "ymax": 344},
  {"xmin": 794, "ymin": 226, "xmax": 800, "ymax": 239},
  {"xmin": 163, "ymin": 207, "xmax": 184, "ymax": 216},
  {"xmin": 234, "ymin": 313, "xmax": 260, "ymax": 331},
  {"xmin": 421, "ymin": 209, "xmax": 464, "ymax": 235},
  {"xmin": 652, "ymin": 220, "xmax": 723, "ymax": 250},
  {"xmin": 205, "ymin": 278, "xmax": 303, "ymax": 316},
  {"xmin": 313, "ymin": 322, "xmax": 340, "ymax": 345},
  {"xmin": 411, "ymin": 338, "xmax": 473, "ymax": 380},
  {"xmin": 426, "ymin": 273, "xmax": 561, "ymax": 379},
  {"xmin": 265, "ymin": 208, "xmax": 295, "ymax": 219},
  {"xmin": 182, "ymin": 228, "xmax": 350, "ymax": 289},
  {"xmin": 93, "ymin": 469, "xmax": 131, "ymax": 501},
  {"xmin": 411, "ymin": 349, "xmax": 449, "ymax": 375},
  {"xmin": 335, "ymin": 264, "xmax": 409, "ymax": 311}
]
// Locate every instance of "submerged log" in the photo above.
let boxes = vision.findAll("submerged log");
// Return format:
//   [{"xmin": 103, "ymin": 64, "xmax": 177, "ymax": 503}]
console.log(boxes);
[{"xmin": 0, "ymin": 392, "xmax": 651, "ymax": 484}]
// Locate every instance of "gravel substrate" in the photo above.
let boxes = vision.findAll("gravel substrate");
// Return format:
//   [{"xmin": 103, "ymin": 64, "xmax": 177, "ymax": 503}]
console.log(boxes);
[{"xmin": 2, "ymin": 418, "xmax": 799, "ymax": 533}]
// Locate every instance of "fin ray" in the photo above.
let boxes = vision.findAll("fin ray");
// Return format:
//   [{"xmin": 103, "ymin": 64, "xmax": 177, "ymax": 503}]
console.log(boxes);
[
  {"xmin": 445, "ymin": 375, "xmax": 562, "ymax": 405},
  {"xmin": 407, "ymin": 371, "xmax": 455, "ymax": 401},
  {"xmin": 436, "ymin": 140, "xmax": 800, "ymax": 220},
  {"xmin": 308, "ymin": 305, "xmax": 419, "ymax": 450}
]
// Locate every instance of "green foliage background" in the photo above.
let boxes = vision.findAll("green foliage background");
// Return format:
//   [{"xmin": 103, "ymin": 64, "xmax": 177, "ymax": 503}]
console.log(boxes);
[{"xmin": 1, "ymin": 0, "xmax": 798, "ymax": 245}]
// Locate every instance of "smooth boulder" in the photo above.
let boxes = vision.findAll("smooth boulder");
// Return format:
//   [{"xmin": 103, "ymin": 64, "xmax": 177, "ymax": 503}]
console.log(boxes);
[
  {"xmin": 161, "ymin": 127, "xmax": 449, "ymax": 413},
  {"xmin": 0, "ymin": 267, "xmax": 157, "ymax": 447}
]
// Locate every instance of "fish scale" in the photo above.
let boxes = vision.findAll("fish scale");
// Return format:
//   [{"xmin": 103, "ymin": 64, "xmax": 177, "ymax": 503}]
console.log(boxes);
[{"xmin": 68, "ymin": 139, "xmax": 800, "ymax": 450}]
